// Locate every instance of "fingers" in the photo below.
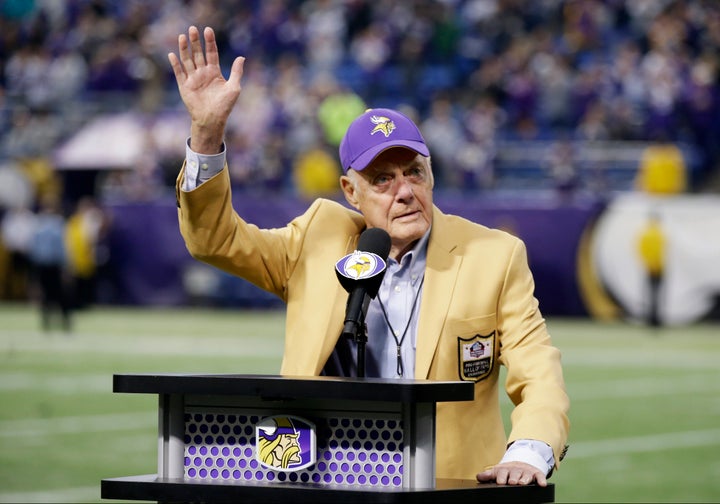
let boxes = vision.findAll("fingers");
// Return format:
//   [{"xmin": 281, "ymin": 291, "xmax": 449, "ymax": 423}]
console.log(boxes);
[
  {"xmin": 476, "ymin": 469, "xmax": 495, "ymax": 483},
  {"xmin": 189, "ymin": 26, "xmax": 206, "ymax": 68},
  {"xmin": 534, "ymin": 471, "xmax": 548, "ymax": 487},
  {"xmin": 175, "ymin": 26, "xmax": 210, "ymax": 74},
  {"xmin": 168, "ymin": 25, "xmax": 245, "ymax": 93},
  {"xmin": 203, "ymin": 26, "xmax": 219, "ymax": 66},
  {"xmin": 178, "ymin": 29, "xmax": 194, "ymax": 72},
  {"xmin": 166, "ymin": 52, "xmax": 181, "ymax": 80},
  {"xmin": 505, "ymin": 466, "xmax": 525, "ymax": 485},
  {"xmin": 476, "ymin": 464, "xmax": 547, "ymax": 487}
]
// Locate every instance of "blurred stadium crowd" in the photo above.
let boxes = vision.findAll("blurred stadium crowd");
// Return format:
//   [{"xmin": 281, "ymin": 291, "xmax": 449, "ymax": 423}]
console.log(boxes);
[{"xmin": 1, "ymin": 0, "xmax": 720, "ymax": 203}]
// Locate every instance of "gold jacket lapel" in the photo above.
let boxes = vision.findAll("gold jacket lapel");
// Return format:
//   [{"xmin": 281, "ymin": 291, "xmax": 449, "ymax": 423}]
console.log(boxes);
[{"xmin": 415, "ymin": 207, "xmax": 462, "ymax": 379}]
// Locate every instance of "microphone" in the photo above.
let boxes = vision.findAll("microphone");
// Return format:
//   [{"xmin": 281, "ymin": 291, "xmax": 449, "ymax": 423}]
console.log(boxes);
[{"xmin": 335, "ymin": 228, "xmax": 391, "ymax": 343}]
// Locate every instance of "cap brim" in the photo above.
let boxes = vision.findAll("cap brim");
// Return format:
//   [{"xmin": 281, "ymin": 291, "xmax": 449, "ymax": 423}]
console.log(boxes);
[{"xmin": 349, "ymin": 140, "xmax": 430, "ymax": 172}]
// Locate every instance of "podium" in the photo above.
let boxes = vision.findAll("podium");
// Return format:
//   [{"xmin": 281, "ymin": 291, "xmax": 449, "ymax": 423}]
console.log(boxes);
[{"xmin": 101, "ymin": 374, "xmax": 554, "ymax": 503}]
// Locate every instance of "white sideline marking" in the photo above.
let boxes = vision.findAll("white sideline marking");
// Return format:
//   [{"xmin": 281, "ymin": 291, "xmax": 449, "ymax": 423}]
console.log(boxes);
[
  {"xmin": 0, "ymin": 331, "xmax": 283, "ymax": 358},
  {"xmin": 0, "ymin": 372, "xmax": 111, "ymax": 392},
  {"xmin": 561, "ymin": 349, "xmax": 719, "ymax": 369},
  {"xmin": 0, "ymin": 411, "xmax": 155, "ymax": 438},
  {"xmin": 568, "ymin": 373, "xmax": 720, "ymax": 400},
  {"xmin": 569, "ymin": 428, "xmax": 720, "ymax": 459},
  {"xmin": 0, "ymin": 485, "xmax": 99, "ymax": 503}
]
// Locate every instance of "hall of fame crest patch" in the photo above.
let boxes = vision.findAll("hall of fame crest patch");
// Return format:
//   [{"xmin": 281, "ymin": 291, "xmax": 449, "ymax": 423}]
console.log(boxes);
[{"xmin": 457, "ymin": 332, "xmax": 495, "ymax": 382}]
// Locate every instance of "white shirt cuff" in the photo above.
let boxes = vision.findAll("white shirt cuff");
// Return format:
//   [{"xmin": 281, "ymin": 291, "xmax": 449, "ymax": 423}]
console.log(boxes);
[
  {"xmin": 182, "ymin": 138, "xmax": 227, "ymax": 191},
  {"xmin": 500, "ymin": 439, "xmax": 555, "ymax": 476}
]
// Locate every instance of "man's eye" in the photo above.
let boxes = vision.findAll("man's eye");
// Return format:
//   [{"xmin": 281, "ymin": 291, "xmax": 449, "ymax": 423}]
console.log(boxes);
[{"xmin": 374, "ymin": 174, "xmax": 392, "ymax": 185}]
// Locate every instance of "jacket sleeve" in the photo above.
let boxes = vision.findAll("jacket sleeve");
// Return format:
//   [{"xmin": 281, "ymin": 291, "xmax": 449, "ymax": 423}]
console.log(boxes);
[
  {"xmin": 176, "ymin": 165, "xmax": 309, "ymax": 301},
  {"xmin": 496, "ymin": 238, "xmax": 570, "ymax": 468}
]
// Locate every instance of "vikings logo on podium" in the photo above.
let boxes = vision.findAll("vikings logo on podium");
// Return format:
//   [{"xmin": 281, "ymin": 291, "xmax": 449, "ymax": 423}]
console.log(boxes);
[{"xmin": 256, "ymin": 415, "xmax": 316, "ymax": 471}]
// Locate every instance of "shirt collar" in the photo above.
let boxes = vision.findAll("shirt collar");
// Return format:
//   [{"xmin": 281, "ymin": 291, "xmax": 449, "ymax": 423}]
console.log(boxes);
[{"xmin": 388, "ymin": 227, "xmax": 431, "ymax": 284}]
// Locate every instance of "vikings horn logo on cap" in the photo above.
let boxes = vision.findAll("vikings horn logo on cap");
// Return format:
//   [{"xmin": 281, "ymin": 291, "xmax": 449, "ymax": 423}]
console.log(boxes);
[{"xmin": 370, "ymin": 115, "xmax": 396, "ymax": 137}]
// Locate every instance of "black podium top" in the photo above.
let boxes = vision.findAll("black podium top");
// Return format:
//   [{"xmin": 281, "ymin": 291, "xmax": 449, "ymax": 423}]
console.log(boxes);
[
  {"xmin": 102, "ymin": 474, "xmax": 555, "ymax": 503},
  {"xmin": 113, "ymin": 374, "xmax": 474, "ymax": 403}
]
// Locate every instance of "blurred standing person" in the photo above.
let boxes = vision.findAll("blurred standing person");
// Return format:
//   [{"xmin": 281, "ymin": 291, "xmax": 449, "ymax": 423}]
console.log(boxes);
[
  {"xmin": 635, "ymin": 140, "xmax": 687, "ymax": 195},
  {"xmin": 419, "ymin": 96, "xmax": 465, "ymax": 187},
  {"xmin": 65, "ymin": 197, "xmax": 108, "ymax": 309},
  {"xmin": 546, "ymin": 138, "xmax": 579, "ymax": 200},
  {"xmin": 1, "ymin": 204, "xmax": 36, "ymax": 300},
  {"xmin": 637, "ymin": 211, "xmax": 666, "ymax": 328},
  {"xmin": 29, "ymin": 198, "xmax": 71, "ymax": 332}
]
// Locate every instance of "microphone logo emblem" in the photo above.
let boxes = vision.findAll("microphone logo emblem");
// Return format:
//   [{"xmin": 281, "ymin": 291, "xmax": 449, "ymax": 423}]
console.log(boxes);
[{"xmin": 336, "ymin": 251, "xmax": 387, "ymax": 280}]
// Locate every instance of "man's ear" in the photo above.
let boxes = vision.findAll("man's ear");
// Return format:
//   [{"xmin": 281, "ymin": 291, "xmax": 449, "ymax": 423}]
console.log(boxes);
[{"xmin": 340, "ymin": 175, "xmax": 361, "ymax": 210}]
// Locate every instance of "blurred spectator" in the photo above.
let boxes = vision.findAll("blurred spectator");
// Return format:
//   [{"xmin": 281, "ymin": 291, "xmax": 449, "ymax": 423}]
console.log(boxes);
[
  {"xmin": 575, "ymin": 100, "xmax": 610, "ymax": 142},
  {"xmin": 0, "ymin": 160, "xmax": 35, "ymax": 210},
  {"xmin": 28, "ymin": 198, "xmax": 71, "ymax": 332},
  {"xmin": 317, "ymin": 84, "xmax": 366, "ymax": 147},
  {"xmin": 292, "ymin": 143, "xmax": 340, "ymax": 200},
  {"xmin": 546, "ymin": 138, "xmax": 580, "ymax": 200},
  {"xmin": 456, "ymin": 94, "xmax": 503, "ymax": 191},
  {"xmin": 304, "ymin": 0, "xmax": 347, "ymax": 72},
  {"xmin": 65, "ymin": 196, "xmax": 109, "ymax": 309},
  {"xmin": 1, "ymin": 106, "xmax": 64, "ymax": 158},
  {"xmin": 1, "ymin": 204, "xmax": 36, "ymax": 300},
  {"xmin": 1, "ymin": 0, "xmax": 720, "ymax": 195},
  {"xmin": 419, "ymin": 96, "xmax": 464, "ymax": 187},
  {"xmin": 636, "ymin": 211, "xmax": 666, "ymax": 327},
  {"xmin": 635, "ymin": 141, "xmax": 687, "ymax": 195}
]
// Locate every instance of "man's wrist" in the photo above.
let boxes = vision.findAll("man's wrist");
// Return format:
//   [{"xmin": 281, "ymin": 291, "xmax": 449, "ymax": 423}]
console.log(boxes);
[
  {"xmin": 500, "ymin": 439, "xmax": 555, "ymax": 476},
  {"xmin": 189, "ymin": 124, "xmax": 226, "ymax": 154}
]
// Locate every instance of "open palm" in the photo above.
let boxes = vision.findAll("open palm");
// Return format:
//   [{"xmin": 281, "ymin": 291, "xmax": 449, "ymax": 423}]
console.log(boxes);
[{"xmin": 168, "ymin": 26, "xmax": 244, "ymax": 152}]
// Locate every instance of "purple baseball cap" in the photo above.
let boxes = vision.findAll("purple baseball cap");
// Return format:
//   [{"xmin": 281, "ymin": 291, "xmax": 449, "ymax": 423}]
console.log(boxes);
[{"xmin": 339, "ymin": 108, "xmax": 429, "ymax": 173}]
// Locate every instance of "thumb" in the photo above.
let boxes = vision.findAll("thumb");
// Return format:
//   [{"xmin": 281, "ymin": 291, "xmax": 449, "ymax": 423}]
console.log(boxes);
[
  {"xmin": 476, "ymin": 468, "xmax": 495, "ymax": 482},
  {"xmin": 228, "ymin": 56, "xmax": 245, "ymax": 89}
]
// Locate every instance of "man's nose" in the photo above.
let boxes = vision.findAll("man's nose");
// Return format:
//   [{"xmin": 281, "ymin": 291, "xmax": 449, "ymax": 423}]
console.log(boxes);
[{"xmin": 394, "ymin": 175, "xmax": 415, "ymax": 200}]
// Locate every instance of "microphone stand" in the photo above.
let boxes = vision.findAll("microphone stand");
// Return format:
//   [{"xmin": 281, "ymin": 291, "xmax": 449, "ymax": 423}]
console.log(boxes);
[
  {"xmin": 341, "ymin": 291, "xmax": 372, "ymax": 378},
  {"xmin": 341, "ymin": 310, "xmax": 368, "ymax": 378},
  {"xmin": 355, "ymin": 317, "xmax": 368, "ymax": 379}
]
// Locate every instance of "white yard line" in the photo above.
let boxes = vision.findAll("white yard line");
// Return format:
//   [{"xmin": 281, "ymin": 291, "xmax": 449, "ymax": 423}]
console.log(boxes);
[
  {"xmin": 0, "ymin": 331, "xmax": 282, "ymax": 358},
  {"xmin": 560, "ymin": 349, "xmax": 720, "ymax": 369},
  {"xmin": 0, "ymin": 485, "xmax": 100, "ymax": 503},
  {"xmin": 569, "ymin": 428, "xmax": 720, "ymax": 459},
  {"xmin": 0, "ymin": 411, "xmax": 155, "ymax": 438},
  {"xmin": 0, "ymin": 372, "xmax": 112, "ymax": 392},
  {"xmin": 567, "ymin": 373, "xmax": 720, "ymax": 400}
]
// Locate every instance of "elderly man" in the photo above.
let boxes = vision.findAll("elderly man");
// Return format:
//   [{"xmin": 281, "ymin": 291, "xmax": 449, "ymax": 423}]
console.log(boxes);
[{"xmin": 169, "ymin": 26, "xmax": 569, "ymax": 486}]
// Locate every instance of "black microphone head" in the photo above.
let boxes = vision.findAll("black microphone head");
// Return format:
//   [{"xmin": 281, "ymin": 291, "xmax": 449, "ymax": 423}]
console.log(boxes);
[
  {"xmin": 335, "ymin": 227, "xmax": 391, "ymax": 298},
  {"xmin": 357, "ymin": 227, "xmax": 391, "ymax": 261}
]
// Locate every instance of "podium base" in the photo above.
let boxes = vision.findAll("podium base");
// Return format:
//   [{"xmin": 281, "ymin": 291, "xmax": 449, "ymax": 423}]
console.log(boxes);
[{"xmin": 101, "ymin": 474, "xmax": 554, "ymax": 503}]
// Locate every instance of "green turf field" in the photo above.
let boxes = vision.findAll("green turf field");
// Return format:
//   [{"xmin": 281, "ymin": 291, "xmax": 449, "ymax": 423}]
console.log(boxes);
[{"xmin": 1, "ymin": 302, "xmax": 719, "ymax": 503}]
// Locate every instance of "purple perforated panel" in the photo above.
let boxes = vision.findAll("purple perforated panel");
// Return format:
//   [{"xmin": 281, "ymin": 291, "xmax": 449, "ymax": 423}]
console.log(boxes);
[{"xmin": 183, "ymin": 411, "xmax": 405, "ymax": 487}]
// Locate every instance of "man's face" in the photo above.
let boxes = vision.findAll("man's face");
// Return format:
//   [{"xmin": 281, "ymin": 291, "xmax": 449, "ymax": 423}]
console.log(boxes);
[{"xmin": 341, "ymin": 147, "xmax": 434, "ymax": 259}]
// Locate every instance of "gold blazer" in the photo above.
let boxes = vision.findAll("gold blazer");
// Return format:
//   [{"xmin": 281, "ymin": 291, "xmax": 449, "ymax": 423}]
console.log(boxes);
[{"xmin": 177, "ymin": 167, "xmax": 569, "ymax": 480}]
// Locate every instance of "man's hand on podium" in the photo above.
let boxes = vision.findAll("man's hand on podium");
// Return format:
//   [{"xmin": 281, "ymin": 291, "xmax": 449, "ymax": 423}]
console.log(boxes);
[{"xmin": 476, "ymin": 461, "xmax": 548, "ymax": 487}]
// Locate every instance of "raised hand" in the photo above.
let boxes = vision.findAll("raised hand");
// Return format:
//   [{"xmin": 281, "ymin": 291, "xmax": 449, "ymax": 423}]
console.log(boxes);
[{"xmin": 168, "ymin": 26, "xmax": 245, "ymax": 154}]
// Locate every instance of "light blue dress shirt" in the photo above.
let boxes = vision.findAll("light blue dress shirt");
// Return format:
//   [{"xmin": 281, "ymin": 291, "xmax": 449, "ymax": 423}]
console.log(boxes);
[{"xmin": 364, "ymin": 229, "xmax": 428, "ymax": 378}]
